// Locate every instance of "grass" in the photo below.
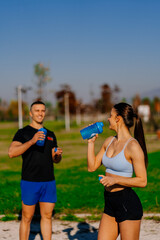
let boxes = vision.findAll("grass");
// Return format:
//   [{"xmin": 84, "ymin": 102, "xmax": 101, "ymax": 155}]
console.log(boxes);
[
  {"xmin": 144, "ymin": 216, "xmax": 160, "ymax": 222},
  {"xmin": 0, "ymin": 214, "xmax": 18, "ymax": 221},
  {"xmin": 60, "ymin": 214, "xmax": 85, "ymax": 222},
  {"xmin": 0, "ymin": 120, "xmax": 160, "ymax": 218},
  {"xmin": 59, "ymin": 213, "xmax": 102, "ymax": 222}
]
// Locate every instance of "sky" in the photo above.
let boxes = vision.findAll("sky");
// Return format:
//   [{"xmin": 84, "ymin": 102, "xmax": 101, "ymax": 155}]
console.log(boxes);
[{"xmin": 0, "ymin": 0, "xmax": 160, "ymax": 105}]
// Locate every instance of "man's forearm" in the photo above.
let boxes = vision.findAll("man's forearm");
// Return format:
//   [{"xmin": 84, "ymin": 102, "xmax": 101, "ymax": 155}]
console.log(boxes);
[{"xmin": 8, "ymin": 140, "xmax": 33, "ymax": 158}]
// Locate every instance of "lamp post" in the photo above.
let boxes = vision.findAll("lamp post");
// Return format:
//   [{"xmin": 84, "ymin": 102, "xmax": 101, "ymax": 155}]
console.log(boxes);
[
  {"xmin": 17, "ymin": 85, "xmax": 23, "ymax": 129},
  {"xmin": 64, "ymin": 92, "xmax": 70, "ymax": 131},
  {"xmin": 17, "ymin": 86, "xmax": 32, "ymax": 129}
]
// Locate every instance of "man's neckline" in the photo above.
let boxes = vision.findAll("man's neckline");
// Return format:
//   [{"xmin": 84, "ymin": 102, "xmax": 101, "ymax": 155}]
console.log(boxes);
[{"xmin": 29, "ymin": 124, "xmax": 44, "ymax": 130}]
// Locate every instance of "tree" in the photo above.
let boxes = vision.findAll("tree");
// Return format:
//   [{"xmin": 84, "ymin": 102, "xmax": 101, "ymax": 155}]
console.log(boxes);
[
  {"xmin": 112, "ymin": 84, "xmax": 121, "ymax": 103},
  {"xmin": 93, "ymin": 84, "xmax": 112, "ymax": 113},
  {"xmin": 0, "ymin": 98, "xmax": 8, "ymax": 121},
  {"xmin": 34, "ymin": 63, "xmax": 51, "ymax": 100},
  {"xmin": 142, "ymin": 97, "xmax": 150, "ymax": 105},
  {"xmin": 7, "ymin": 100, "xmax": 29, "ymax": 121},
  {"xmin": 55, "ymin": 84, "xmax": 77, "ymax": 114},
  {"xmin": 153, "ymin": 97, "xmax": 160, "ymax": 114},
  {"xmin": 132, "ymin": 94, "xmax": 141, "ymax": 111},
  {"xmin": 100, "ymin": 84, "xmax": 112, "ymax": 113}
]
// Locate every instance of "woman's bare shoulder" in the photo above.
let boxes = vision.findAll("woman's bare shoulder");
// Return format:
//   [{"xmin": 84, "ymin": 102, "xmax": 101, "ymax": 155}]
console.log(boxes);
[{"xmin": 127, "ymin": 138, "xmax": 143, "ymax": 153}]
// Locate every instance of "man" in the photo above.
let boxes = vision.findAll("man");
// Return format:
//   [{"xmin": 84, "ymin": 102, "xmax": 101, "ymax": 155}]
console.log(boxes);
[{"xmin": 8, "ymin": 100, "xmax": 62, "ymax": 240}]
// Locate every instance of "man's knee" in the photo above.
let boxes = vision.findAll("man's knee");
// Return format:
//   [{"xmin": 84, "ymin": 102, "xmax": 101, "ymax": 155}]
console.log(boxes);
[
  {"xmin": 41, "ymin": 211, "xmax": 52, "ymax": 220},
  {"xmin": 40, "ymin": 202, "xmax": 55, "ymax": 220},
  {"xmin": 22, "ymin": 212, "xmax": 34, "ymax": 224}
]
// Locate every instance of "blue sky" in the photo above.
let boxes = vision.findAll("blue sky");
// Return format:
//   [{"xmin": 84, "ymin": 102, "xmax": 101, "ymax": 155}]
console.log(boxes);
[{"xmin": 0, "ymin": 0, "xmax": 160, "ymax": 105}]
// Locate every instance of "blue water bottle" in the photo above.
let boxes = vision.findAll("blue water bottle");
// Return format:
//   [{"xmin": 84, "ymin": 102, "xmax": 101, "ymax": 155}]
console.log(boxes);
[
  {"xmin": 36, "ymin": 128, "xmax": 47, "ymax": 146},
  {"xmin": 80, "ymin": 122, "xmax": 104, "ymax": 140}
]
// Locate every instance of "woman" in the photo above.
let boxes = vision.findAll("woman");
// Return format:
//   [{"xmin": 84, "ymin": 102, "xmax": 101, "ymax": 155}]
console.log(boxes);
[{"xmin": 87, "ymin": 102, "xmax": 148, "ymax": 240}]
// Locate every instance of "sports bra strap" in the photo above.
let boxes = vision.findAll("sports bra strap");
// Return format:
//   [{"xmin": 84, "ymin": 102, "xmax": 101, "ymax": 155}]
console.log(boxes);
[
  {"xmin": 106, "ymin": 137, "xmax": 136, "ymax": 152},
  {"xmin": 123, "ymin": 137, "xmax": 135, "ymax": 151},
  {"xmin": 106, "ymin": 137, "xmax": 115, "ymax": 152}
]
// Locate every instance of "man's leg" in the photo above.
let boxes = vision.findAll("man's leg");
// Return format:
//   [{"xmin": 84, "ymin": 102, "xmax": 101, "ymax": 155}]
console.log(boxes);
[
  {"xmin": 39, "ymin": 202, "xmax": 55, "ymax": 240},
  {"xmin": 19, "ymin": 201, "xmax": 36, "ymax": 240}
]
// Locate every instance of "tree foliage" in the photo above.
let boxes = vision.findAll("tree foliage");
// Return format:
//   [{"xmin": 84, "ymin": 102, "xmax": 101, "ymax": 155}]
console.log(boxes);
[
  {"xmin": 6, "ymin": 100, "xmax": 29, "ymax": 121},
  {"xmin": 132, "ymin": 94, "xmax": 141, "ymax": 111},
  {"xmin": 34, "ymin": 63, "xmax": 51, "ymax": 100},
  {"xmin": 55, "ymin": 84, "xmax": 77, "ymax": 114},
  {"xmin": 153, "ymin": 97, "xmax": 160, "ymax": 113},
  {"xmin": 94, "ymin": 84, "xmax": 113, "ymax": 113}
]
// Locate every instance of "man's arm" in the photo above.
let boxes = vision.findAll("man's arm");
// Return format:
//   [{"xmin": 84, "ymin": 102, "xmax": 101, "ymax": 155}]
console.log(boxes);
[
  {"xmin": 52, "ymin": 147, "xmax": 62, "ymax": 164},
  {"xmin": 8, "ymin": 140, "xmax": 33, "ymax": 158},
  {"xmin": 8, "ymin": 131, "xmax": 44, "ymax": 158}
]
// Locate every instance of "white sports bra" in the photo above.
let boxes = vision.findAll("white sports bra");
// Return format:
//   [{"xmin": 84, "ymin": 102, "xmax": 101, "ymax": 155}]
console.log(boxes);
[{"xmin": 102, "ymin": 137, "xmax": 135, "ymax": 177}]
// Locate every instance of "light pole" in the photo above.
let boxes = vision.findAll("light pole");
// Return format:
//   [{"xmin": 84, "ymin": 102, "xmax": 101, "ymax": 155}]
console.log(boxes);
[
  {"xmin": 17, "ymin": 85, "xmax": 32, "ymax": 129},
  {"xmin": 17, "ymin": 85, "xmax": 23, "ymax": 129},
  {"xmin": 64, "ymin": 92, "xmax": 70, "ymax": 131}
]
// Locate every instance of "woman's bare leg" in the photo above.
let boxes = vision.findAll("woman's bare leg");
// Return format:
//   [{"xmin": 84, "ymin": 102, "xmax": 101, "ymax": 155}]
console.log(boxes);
[
  {"xmin": 98, "ymin": 213, "xmax": 119, "ymax": 240},
  {"xmin": 119, "ymin": 220, "xmax": 141, "ymax": 240}
]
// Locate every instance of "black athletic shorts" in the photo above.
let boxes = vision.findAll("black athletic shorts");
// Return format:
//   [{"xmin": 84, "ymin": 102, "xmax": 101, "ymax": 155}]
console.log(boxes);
[{"xmin": 104, "ymin": 187, "xmax": 143, "ymax": 222}]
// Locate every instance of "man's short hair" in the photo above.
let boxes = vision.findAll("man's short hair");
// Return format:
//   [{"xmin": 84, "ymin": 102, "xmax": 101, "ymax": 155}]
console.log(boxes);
[{"xmin": 30, "ymin": 100, "xmax": 46, "ymax": 110}]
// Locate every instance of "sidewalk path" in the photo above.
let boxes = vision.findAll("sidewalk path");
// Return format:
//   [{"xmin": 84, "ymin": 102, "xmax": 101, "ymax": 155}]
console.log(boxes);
[{"xmin": 0, "ymin": 214, "xmax": 159, "ymax": 239}]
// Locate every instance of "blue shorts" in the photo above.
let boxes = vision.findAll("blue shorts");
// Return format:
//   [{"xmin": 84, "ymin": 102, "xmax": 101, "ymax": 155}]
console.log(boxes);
[{"xmin": 20, "ymin": 180, "xmax": 57, "ymax": 205}]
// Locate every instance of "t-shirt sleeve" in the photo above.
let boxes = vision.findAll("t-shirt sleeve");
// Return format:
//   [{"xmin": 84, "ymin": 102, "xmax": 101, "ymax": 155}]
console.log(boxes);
[{"xmin": 12, "ymin": 129, "xmax": 25, "ymax": 143}]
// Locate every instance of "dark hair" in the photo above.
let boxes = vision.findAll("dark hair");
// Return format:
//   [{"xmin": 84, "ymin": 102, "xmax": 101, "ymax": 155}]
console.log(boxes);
[
  {"xmin": 30, "ymin": 100, "xmax": 46, "ymax": 109},
  {"xmin": 114, "ymin": 102, "xmax": 148, "ymax": 168}
]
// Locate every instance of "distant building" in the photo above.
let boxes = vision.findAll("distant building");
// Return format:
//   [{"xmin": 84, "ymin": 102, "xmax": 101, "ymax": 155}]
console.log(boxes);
[{"xmin": 138, "ymin": 105, "xmax": 150, "ymax": 122}]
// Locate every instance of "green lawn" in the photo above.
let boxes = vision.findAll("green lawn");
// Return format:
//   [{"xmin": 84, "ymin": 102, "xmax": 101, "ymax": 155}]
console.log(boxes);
[{"xmin": 0, "ymin": 121, "xmax": 160, "ymax": 216}]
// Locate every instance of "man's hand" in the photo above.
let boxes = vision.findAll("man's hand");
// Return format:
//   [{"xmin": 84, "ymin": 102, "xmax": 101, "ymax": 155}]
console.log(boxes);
[
  {"xmin": 30, "ymin": 131, "xmax": 46, "ymax": 145},
  {"xmin": 52, "ymin": 147, "xmax": 62, "ymax": 163}
]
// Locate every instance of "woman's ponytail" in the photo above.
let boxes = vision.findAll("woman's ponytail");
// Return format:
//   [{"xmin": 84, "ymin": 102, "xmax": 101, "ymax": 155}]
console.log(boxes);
[
  {"xmin": 114, "ymin": 102, "xmax": 148, "ymax": 168},
  {"xmin": 134, "ymin": 116, "xmax": 148, "ymax": 168}
]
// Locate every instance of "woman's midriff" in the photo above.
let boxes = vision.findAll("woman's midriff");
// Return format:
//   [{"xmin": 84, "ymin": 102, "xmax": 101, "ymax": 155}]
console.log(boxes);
[{"xmin": 105, "ymin": 172, "xmax": 126, "ymax": 192}]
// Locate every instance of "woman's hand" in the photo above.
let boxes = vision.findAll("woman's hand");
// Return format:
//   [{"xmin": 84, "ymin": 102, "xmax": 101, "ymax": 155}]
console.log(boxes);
[
  {"xmin": 88, "ymin": 134, "xmax": 98, "ymax": 143},
  {"xmin": 86, "ymin": 123, "xmax": 98, "ymax": 143},
  {"xmin": 99, "ymin": 175, "xmax": 116, "ymax": 187}
]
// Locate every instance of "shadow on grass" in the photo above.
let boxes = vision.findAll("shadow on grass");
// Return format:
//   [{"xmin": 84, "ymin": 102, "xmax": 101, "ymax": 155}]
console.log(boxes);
[{"xmin": 63, "ymin": 222, "xmax": 98, "ymax": 240}]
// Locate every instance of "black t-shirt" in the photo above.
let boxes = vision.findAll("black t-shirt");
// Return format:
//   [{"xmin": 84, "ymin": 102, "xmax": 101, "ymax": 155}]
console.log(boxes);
[{"xmin": 13, "ymin": 125, "xmax": 58, "ymax": 182}]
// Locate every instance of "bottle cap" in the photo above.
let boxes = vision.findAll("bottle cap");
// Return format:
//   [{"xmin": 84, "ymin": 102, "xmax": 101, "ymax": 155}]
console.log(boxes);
[
  {"xmin": 99, "ymin": 176, "xmax": 103, "ymax": 181},
  {"xmin": 96, "ymin": 122, "xmax": 104, "ymax": 134}
]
